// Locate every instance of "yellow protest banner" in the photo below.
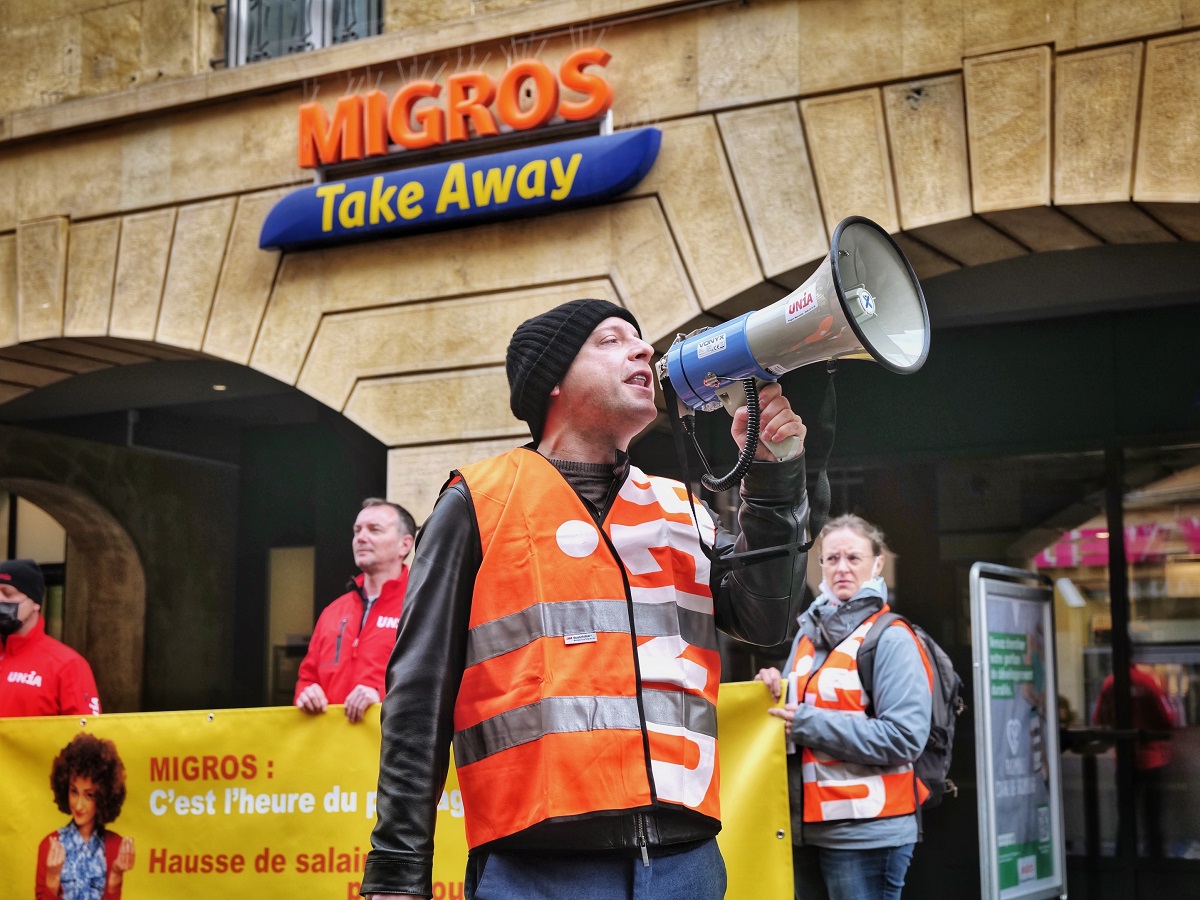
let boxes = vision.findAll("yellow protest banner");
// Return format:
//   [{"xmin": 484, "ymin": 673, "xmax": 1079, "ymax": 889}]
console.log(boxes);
[
  {"xmin": 716, "ymin": 681, "xmax": 794, "ymax": 898},
  {"xmin": 0, "ymin": 681, "xmax": 790, "ymax": 898}
]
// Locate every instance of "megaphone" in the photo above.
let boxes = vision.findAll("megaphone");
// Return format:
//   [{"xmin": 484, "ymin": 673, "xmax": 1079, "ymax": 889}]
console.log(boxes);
[{"xmin": 657, "ymin": 216, "xmax": 929, "ymax": 488}]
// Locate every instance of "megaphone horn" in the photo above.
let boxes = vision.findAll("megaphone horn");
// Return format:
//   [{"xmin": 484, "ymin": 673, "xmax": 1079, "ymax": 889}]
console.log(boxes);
[{"xmin": 656, "ymin": 216, "xmax": 929, "ymax": 489}]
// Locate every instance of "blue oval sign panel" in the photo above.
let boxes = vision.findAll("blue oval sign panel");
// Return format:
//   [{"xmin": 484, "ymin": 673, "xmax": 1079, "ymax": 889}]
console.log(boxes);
[{"xmin": 259, "ymin": 127, "xmax": 661, "ymax": 251}]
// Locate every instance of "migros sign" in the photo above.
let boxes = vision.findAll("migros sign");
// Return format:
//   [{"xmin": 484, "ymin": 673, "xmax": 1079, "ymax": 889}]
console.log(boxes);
[
  {"xmin": 259, "ymin": 128, "xmax": 660, "ymax": 250},
  {"xmin": 297, "ymin": 47, "xmax": 615, "ymax": 168},
  {"xmin": 261, "ymin": 47, "xmax": 661, "ymax": 251}
]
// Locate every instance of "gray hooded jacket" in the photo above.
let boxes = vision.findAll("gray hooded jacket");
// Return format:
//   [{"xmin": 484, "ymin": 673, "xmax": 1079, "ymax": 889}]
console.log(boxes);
[{"xmin": 783, "ymin": 578, "xmax": 932, "ymax": 849}]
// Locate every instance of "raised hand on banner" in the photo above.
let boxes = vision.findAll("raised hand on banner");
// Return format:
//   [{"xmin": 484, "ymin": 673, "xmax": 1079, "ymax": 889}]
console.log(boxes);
[
  {"xmin": 296, "ymin": 682, "xmax": 329, "ymax": 714},
  {"xmin": 44, "ymin": 835, "xmax": 65, "ymax": 892},
  {"xmin": 755, "ymin": 666, "xmax": 784, "ymax": 702},
  {"xmin": 108, "ymin": 836, "xmax": 136, "ymax": 889},
  {"xmin": 344, "ymin": 684, "xmax": 381, "ymax": 723}
]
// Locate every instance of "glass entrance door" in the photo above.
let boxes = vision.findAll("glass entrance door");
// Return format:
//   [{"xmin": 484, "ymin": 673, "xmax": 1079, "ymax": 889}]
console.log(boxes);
[
  {"xmin": 1120, "ymin": 446, "xmax": 1200, "ymax": 873},
  {"xmin": 1028, "ymin": 444, "xmax": 1200, "ymax": 897}
]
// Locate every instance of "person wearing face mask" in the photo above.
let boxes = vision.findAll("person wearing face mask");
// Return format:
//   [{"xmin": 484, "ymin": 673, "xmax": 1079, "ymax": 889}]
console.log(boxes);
[
  {"xmin": 756, "ymin": 515, "xmax": 932, "ymax": 900},
  {"xmin": 0, "ymin": 558, "xmax": 101, "ymax": 718},
  {"xmin": 36, "ymin": 732, "xmax": 135, "ymax": 899}
]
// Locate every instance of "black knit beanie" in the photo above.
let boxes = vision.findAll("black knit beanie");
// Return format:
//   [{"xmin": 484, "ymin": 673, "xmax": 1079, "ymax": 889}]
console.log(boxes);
[
  {"xmin": 506, "ymin": 298, "xmax": 642, "ymax": 441},
  {"xmin": 0, "ymin": 558, "xmax": 45, "ymax": 605}
]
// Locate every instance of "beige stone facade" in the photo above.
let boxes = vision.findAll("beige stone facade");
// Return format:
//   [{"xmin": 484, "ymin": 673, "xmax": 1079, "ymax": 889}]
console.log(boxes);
[{"xmin": 1, "ymin": 0, "xmax": 1199, "ymax": 522}]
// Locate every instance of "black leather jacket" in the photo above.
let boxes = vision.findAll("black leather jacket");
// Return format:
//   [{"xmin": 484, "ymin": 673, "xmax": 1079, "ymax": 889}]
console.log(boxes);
[{"xmin": 361, "ymin": 449, "xmax": 809, "ymax": 897}]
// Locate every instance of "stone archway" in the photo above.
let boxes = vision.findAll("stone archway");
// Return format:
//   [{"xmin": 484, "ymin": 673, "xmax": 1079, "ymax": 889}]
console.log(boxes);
[{"xmin": 0, "ymin": 477, "xmax": 145, "ymax": 712}]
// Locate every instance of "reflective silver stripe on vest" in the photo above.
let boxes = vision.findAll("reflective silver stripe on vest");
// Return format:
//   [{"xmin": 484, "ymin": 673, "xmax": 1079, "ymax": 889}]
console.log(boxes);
[
  {"xmin": 634, "ymin": 604, "xmax": 719, "ymax": 653},
  {"xmin": 464, "ymin": 600, "xmax": 628, "ymax": 666},
  {"xmin": 453, "ymin": 690, "xmax": 718, "ymax": 767},
  {"xmin": 801, "ymin": 758, "xmax": 912, "ymax": 782},
  {"xmin": 642, "ymin": 688, "xmax": 718, "ymax": 738},
  {"xmin": 453, "ymin": 695, "xmax": 643, "ymax": 767},
  {"xmin": 464, "ymin": 598, "xmax": 718, "ymax": 667}
]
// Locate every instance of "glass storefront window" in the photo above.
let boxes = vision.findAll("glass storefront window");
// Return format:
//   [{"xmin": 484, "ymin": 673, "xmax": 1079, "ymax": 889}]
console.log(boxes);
[
  {"xmin": 1123, "ymin": 446, "xmax": 1200, "ymax": 860},
  {"xmin": 1030, "ymin": 445, "xmax": 1200, "ymax": 861}
]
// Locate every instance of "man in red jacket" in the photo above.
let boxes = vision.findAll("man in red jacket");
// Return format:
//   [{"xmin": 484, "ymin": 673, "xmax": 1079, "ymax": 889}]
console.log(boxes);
[
  {"xmin": 295, "ymin": 498, "xmax": 415, "ymax": 723},
  {"xmin": 0, "ymin": 558, "xmax": 102, "ymax": 718},
  {"xmin": 1092, "ymin": 663, "xmax": 1177, "ymax": 857}
]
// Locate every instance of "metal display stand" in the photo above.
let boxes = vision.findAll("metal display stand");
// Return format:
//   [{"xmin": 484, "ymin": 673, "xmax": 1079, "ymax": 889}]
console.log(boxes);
[{"xmin": 970, "ymin": 563, "xmax": 1067, "ymax": 900}]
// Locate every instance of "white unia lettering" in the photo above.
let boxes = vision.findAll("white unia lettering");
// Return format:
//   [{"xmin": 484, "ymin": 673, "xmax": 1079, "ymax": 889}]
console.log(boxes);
[
  {"xmin": 819, "ymin": 773, "xmax": 886, "ymax": 819},
  {"xmin": 816, "ymin": 666, "xmax": 862, "ymax": 703},
  {"xmin": 648, "ymin": 722, "xmax": 717, "ymax": 807},
  {"xmin": 8, "ymin": 669, "xmax": 43, "ymax": 687},
  {"xmin": 376, "ymin": 616, "xmax": 400, "ymax": 629},
  {"xmin": 610, "ymin": 519, "xmax": 711, "ymax": 590},
  {"xmin": 637, "ymin": 635, "xmax": 709, "ymax": 690}
]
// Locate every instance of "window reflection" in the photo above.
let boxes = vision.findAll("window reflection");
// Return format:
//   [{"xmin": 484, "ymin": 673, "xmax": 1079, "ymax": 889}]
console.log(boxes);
[
  {"xmin": 225, "ymin": 0, "xmax": 382, "ymax": 68},
  {"xmin": 1035, "ymin": 449, "xmax": 1200, "ymax": 860}
]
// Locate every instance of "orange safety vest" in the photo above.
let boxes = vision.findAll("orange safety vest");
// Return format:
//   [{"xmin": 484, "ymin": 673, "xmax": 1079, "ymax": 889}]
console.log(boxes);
[
  {"xmin": 791, "ymin": 607, "xmax": 932, "ymax": 823},
  {"xmin": 450, "ymin": 448, "xmax": 723, "ymax": 848}
]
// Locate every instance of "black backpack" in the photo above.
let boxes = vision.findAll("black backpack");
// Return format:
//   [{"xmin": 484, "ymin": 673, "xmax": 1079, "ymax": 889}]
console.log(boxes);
[{"xmin": 857, "ymin": 612, "xmax": 966, "ymax": 807}]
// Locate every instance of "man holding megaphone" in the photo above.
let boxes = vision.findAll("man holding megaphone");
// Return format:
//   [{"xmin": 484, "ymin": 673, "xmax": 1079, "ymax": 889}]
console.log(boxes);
[{"xmin": 361, "ymin": 298, "xmax": 811, "ymax": 900}]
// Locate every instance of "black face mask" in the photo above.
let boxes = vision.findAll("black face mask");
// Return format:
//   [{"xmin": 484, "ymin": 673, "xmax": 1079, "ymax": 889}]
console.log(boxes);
[{"xmin": 0, "ymin": 601, "xmax": 23, "ymax": 637}]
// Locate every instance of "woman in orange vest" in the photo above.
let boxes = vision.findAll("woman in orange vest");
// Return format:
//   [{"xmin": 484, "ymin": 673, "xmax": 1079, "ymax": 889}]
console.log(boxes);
[
  {"xmin": 757, "ymin": 515, "xmax": 932, "ymax": 900},
  {"xmin": 361, "ymin": 298, "xmax": 810, "ymax": 900}
]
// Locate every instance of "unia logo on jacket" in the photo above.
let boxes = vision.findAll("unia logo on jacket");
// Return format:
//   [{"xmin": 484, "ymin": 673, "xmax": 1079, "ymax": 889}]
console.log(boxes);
[
  {"xmin": 376, "ymin": 616, "xmax": 400, "ymax": 629},
  {"xmin": 8, "ymin": 669, "xmax": 44, "ymax": 687}
]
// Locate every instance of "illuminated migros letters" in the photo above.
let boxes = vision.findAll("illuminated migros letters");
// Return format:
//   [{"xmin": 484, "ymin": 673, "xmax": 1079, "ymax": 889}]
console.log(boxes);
[{"xmin": 298, "ymin": 47, "xmax": 613, "ymax": 168}]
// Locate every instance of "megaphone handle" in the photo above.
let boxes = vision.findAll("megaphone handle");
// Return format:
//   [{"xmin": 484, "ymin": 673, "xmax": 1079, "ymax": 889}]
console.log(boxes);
[
  {"xmin": 716, "ymin": 380, "xmax": 800, "ymax": 462},
  {"xmin": 762, "ymin": 433, "xmax": 801, "ymax": 463}
]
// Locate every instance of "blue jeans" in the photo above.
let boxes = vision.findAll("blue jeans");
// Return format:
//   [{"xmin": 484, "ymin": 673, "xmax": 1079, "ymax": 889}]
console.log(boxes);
[
  {"xmin": 793, "ymin": 843, "xmax": 915, "ymax": 900},
  {"xmin": 466, "ymin": 838, "xmax": 727, "ymax": 900}
]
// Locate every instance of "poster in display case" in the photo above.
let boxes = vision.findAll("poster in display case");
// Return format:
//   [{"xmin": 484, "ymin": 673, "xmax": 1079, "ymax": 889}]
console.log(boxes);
[{"xmin": 971, "ymin": 563, "xmax": 1067, "ymax": 900}]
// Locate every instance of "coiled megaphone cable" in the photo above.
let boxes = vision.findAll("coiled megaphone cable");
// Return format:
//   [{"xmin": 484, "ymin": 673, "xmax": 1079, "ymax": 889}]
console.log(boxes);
[{"xmin": 697, "ymin": 379, "xmax": 760, "ymax": 493}]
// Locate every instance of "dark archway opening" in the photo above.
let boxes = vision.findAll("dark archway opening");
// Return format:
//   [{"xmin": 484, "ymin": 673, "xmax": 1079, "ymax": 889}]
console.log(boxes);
[{"xmin": 0, "ymin": 356, "xmax": 388, "ymax": 710}]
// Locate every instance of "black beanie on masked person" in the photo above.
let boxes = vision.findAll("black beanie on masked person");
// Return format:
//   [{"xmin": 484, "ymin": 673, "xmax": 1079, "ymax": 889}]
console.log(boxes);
[
  {"xmin": 505, "ymin": 299, "xmax": 642, "ymax": 443},
  {"xmin": 0, "ymin": 558, "xmax": 45, "ymax": 605}
]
